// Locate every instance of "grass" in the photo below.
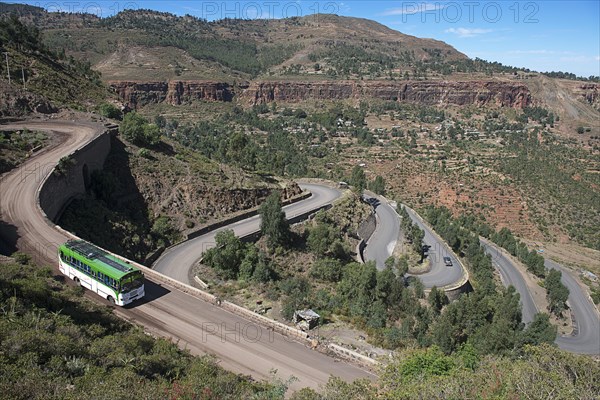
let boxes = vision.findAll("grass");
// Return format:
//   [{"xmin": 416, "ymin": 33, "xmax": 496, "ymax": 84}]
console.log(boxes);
[
  {"xmin": 0, "ymin": 256, "xmax": 288, "ymax": 399},
  {"xmin": 0, "ymin": 129, "xmax": 47, "ymax": 173}
]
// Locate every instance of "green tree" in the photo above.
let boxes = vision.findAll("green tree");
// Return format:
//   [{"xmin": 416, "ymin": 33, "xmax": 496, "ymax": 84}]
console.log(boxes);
[
  {"xmin": 370, "ymin": 175, "xmax": 386, "ymax": 195},
  {"xmin": 350, "ymin": 165, "xmax": 366, "ymax": 192},
  {"xmin": 545, "ymin": 269, "xmax": 569, "ymax": 316},
  {"xmin": 397, "ymin": 255, "xmax": 409, "ymax": 276},
  {"xmin": 142, "ymin": 123, "xmax": 161, "ymax": 146},
  {"xmin": 98, "ymin": 103, "xmax": 122, "ymax": 120},
  {"xmin": 307, "ymin": 222, "xmax": 343, "ymax": 257},
  {"xmin": 238, "ymin": 245, "xmax": 259, "ymax": 281},
  {"xmin": 259, "ymin": 191, "xmax": 289, "ymax": 249},
  {"xmin": 519, "ymin": 313, "xmax": 557, "ymax": 347},
  {"xmin": 203, "ymin": 230, "xmax": 246, "ymax": 279},
  {"xmin": 120, "ymin": 113, "xmax": 161, "ymax": 147},
  {"xmin": 120, "ymin": 112, "xmax": 147, "ymax": 144},
  {"xmin": 411, "ymin": 225, "xmax": 425, "ymax": 256},
  {"xmin": 252, "ymin": 254, "xmax": 275, "ymax": 283},
  {"xmin": 428, "ymin": 286, "xmax": 449, "ymax": 313}
]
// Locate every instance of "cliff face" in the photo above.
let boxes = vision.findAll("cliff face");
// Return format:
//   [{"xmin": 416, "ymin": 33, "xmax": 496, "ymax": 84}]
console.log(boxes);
[
  {"xmin": 108, "ymin": 81, "xmax": 234, "ymax": 108},
  {"xmin": 241, "ymin": 80, "xmax": 531, "ymax": 108},
  {"xmin": 578, "ymin": 84, "xmax": 599, "ymax": 110},
  {"xmin": 0, "ymin": 82, "xmax": 58, "ymax": 117},
  {"xmin": 109, "ymin": 79, "xmax": 531, "ymax": 109}
]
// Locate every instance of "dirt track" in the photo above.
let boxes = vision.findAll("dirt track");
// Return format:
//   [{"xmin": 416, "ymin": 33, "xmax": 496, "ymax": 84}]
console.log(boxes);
[{"xmin": 0, "ymin": 120, "xmax": 374, "ymax": 392}]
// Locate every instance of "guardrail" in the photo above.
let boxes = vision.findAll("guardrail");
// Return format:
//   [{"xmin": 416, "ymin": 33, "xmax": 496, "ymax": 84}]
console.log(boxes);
[
  {"xmin": 376, "ymin": 199, "xmax": 470, "ymax": 293},
  {"xmin": 327, "ymin": 343, "xmax": 380, "ymax": 367},
  {"xmin": 29, "ymin": 124, "xmax": 389, "ymax": 374},
  {"xmin": 54, "ymin": 224, "xmax": 312, "ymax": 344},
  {"xmin": 401, "ymin": 204, "xmax": 470, "ymax": 292}
]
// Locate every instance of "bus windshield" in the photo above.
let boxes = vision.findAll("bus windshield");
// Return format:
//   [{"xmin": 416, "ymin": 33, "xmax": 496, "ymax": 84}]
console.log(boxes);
[{"xmin": 120, "ymin": 271, "xmax": 144, "ymax": 293}]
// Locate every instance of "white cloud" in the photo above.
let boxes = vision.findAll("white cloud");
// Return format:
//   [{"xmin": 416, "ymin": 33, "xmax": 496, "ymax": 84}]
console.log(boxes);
[
  {"xmin": 380, "ymin": 3, "xmax": 444, "ymax": 16},
  {"xmin": 445, "ymin": 27, "xmax": 492, "ymax": 38},
  {"xmin": 508, "ymin": 50, "xmax": 554, "ymax": 55}
]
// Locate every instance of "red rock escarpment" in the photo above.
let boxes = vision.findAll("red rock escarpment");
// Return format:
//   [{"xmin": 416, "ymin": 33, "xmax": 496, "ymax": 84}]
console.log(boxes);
[
  {"xmin": 108, "ymin": 80, "xmax": 233, "ymax": 108},
  {"xmin": 241, "ymin": 80, "xmax": 531, "ymax": 108},
  {"xmin": 109, "ymin": 79, "xmax": 531, "ymax": 109}
]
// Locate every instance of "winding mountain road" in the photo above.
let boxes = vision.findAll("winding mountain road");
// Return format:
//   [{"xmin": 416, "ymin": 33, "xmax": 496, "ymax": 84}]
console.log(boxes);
[
  {"xmin": 480, "ymin": 239, "xmax": 538, "ymax": 324},
  {"xmin": 362, "ymin": 194, "xmax": 598, "ymax": 354},
  {"xmin": 154, "ymin": 183, "xmax": 342, "ymax": 284},
  {"xmin": 0, "ymin": 120, "xmax": 373, "ymax": 392},
  {"xmin": 482, "ymin": 239, "xmax": 599, "ymax": 354},
  {"xmin": 363, "ymin": 196, "xmax": 464, "ymax": 288},
  {"xmin": 1, "ymin": 118, "xmax": 596, "ymax": 383}
]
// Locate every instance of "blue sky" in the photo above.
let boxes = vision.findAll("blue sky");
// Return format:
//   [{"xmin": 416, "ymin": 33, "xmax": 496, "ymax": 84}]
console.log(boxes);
[{"xmin": 10, "ymin": 1, "xmax": 600, "ymax": 76}]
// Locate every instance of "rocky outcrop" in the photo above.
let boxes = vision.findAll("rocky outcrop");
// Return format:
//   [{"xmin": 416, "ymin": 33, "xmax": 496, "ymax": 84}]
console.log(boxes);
[
  {"xmin": 108, "ymin": 80, "xmax": 234, "ymax": 109},
  {"xmin": 578, "ymin": 84, "xmax": 599, "ymax": 110},
  {"xmin": 109, "ymin": 79, "xmax": 532, "ymax": 109},
  {"xmin": 241, "ymin": 80, "xmax": 531, "ymax": 108},
  {"xmin": 166, "ymin": 81, "xmax": 233, "ymax": 105},
  {"xmin": 0, "ymin": 83, "xmax": 58, "ymax": 117}
]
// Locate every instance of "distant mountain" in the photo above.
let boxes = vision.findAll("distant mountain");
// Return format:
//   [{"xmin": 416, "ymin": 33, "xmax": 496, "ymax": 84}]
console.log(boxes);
[
  {"xmin": 1, "ymin": 2, "xmax": 597, "ymax": 128},
  {"xmin": 2, "ymin": 5, "xmax": 470, "ymax": 81}
]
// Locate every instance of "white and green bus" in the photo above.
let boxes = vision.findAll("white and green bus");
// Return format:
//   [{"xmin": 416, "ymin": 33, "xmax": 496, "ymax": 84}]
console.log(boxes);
[{"xmin": 58, "ymin": 240, "xmax": 145, "ymax": 306}]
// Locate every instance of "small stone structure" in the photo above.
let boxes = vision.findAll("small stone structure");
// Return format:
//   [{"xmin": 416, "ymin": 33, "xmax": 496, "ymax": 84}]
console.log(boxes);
[{"xmin": 293, "ymin": 309, "xmax": 320, "ymax": 331}]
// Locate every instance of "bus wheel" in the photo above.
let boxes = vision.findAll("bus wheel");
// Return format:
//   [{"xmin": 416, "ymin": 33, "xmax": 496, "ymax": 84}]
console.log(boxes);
[
  {"xmin": 73, "ymin": 277, "xmax": 80, "ymax": 284},
  {"xmin": 107, "ymin": 296, "xmax": 115, "ymax": 305}
]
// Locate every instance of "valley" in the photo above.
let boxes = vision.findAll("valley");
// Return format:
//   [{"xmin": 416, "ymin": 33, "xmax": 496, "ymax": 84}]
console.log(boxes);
[{"xmin": 0, "ymin": 2, "xmax": 599, "ymax": 399}]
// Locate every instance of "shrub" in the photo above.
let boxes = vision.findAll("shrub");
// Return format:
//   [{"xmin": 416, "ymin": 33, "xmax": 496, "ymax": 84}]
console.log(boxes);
[
  {"xmin": 98, "ymin": 103, "xmax": 122, "ymax": 120},
  {"xmin": 120, "ymin": 113, "xmax": 161, "ymax": 147}
]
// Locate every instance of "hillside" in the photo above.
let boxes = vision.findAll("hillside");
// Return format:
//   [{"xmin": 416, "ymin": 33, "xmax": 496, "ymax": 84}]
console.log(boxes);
[
  {"xmin": 4, "ymin": 5, "xmax": 466, "ymax": 81},
  {"xmin": 0, "ymin": 255, "xmax": 289, "ymax": 399},
  {"xmin": 2, "ymin": 3, "xmax": 597, "ymax": 250},
  {"xmin": 0, "ymin": 14, "xmax": 108, "ymax": 116},
  {"xmin": 59, "ymin": 131, "xmax": 302, "ymax": 264}
]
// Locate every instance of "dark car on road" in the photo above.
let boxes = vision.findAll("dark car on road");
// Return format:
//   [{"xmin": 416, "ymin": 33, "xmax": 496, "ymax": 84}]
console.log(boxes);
[{"xmin": 443, "ymin": 256, "xmax": 453, "ymax": 267}]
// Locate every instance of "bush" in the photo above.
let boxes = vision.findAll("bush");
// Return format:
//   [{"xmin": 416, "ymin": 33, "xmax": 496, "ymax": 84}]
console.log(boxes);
[
  {"xmin": 98, "ymin": 103, "xmax": 122, "ymax": 120},
  {"xmin": 120, "ymin": 113, "xmax": 161, "ymax": 147},
  {"xmin": 294, "ymin": 108, "xmax": 307, "ymax": 119},
  {"xmin": 545, "ymin": 269, "xmax": 569, "ymax": 316},
  {"xmin": 310, "ymin": 258, "xmax": 343, "ymax": 282},
  {"xmin": 12, "ymin": 251, "xmax": 31, "ymax": 265}
]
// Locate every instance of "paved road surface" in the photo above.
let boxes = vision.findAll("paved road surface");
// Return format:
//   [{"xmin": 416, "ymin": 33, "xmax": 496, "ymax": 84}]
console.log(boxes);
[
  {"xmin": 154, "ymin": 184, "xmax": 342, "ymax": 284},
  {"xmin": 482, "ymin": 240, "xmax": 599, "ymax": 354},
  {"xmin": 362, "ymin": 196, "xmax": 399, "ymax": 270},
  {"xmin": 0, "ymin": 121, "xmax": 373, "ymax": 391},
  {"xmin": 362, "ymin": 196, "xmax": 464, "ymax": 288},
  {"xmin": 547, "ymin": 259, "xmax": 600, "ymax": 354},
  {"xmin": 481, "ymin": 238, "xmax": 538, "ymax": 324}
]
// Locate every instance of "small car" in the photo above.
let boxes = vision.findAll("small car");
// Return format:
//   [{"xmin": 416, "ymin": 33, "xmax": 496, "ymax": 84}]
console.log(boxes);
[{"xmin": 443, "ymin": 256, "xmax": 453, "ymax": 267}]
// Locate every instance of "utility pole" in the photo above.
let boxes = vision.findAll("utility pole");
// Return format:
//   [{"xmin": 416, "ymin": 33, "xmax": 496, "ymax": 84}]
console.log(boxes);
[
  {"xmin": 3, "ymin": 52, "xmax": 10, "ymax": 85},
  {"xmin": 21, "ymin": 66, "xmax": 26, "ymax": 89}
]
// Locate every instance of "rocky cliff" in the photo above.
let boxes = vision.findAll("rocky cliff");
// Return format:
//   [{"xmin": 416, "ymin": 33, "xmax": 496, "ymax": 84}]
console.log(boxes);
[
  {"xmin": 578, "ymin": 84, "xmax": 599, "ymax": 110},
  {"xmin": 108, "ymin": 80, "xmax": 234, "ymax": 108},
  {"xmin": 0, "ymin": 82, "xmax": 58, "ymax": 117},
  {"xmin": 241, "ymin": 80, "xmax": 531, "ymax": 108},
  {"xmin": 109, "ymin": 79, "xmax": 532, "ymax": 109}
]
